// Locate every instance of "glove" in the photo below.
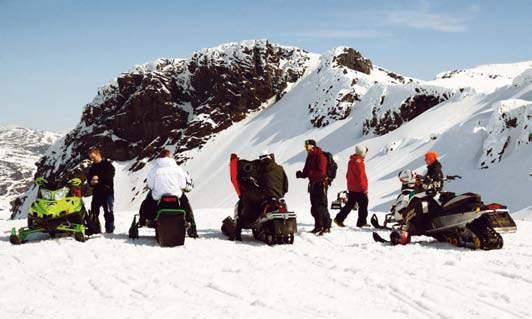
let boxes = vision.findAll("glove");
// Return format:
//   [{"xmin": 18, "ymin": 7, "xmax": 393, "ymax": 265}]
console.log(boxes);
[
  {"xmin": 296, "ymin": 171, "xmax": 303, "ymax": 179},
  {"xmin": 390, "ymin": 229, "xmax": 410, "ymax": 246}
]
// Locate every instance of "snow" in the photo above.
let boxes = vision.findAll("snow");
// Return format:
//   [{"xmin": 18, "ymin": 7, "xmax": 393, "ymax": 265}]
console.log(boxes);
[{"xmin": 1, "ymin": 209, "xmax": 531, "ymax": 319}]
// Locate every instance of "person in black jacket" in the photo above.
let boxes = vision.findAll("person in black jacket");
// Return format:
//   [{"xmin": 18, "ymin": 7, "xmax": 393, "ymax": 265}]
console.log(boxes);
[
  {"xmin": 404, "ymin": 151, "xmax": 445, "ymax": 235},
  {"xmin": 258, "ymin": 154, "xmax": 289, "ymax": 199},
  {"xmin": 423, "ymin": 151, "xmax": 444, "ymax": 193},
  {"xmin": 234, "ymin": 154, "xmax": 289, "ymax": 241},
  {"xmin": 87, "ymin": 146, "xmax": 116, "ymax": 233}
]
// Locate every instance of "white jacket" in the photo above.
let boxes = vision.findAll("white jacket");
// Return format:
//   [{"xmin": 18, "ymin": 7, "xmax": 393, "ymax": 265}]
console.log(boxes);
[{"xmin": 146, "ymin": 157, "xmax": 190, "ymax": 201}]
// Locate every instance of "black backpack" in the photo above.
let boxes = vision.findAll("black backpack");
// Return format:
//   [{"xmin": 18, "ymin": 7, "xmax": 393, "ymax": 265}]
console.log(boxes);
[{"xmin": 323, "ymin": 152, "xmax": 338, "ymax": 184}]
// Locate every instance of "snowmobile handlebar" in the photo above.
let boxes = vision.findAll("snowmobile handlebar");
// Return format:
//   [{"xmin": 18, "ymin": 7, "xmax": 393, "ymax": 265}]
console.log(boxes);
[{"xmin": 445, "ymin": 175, "xmax": 462, "ymax": 181}]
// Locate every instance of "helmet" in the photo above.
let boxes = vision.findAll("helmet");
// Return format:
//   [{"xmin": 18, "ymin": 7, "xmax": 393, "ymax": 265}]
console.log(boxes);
[
  {"xmin": 425, "ymin": 151, "xmax": 438, "ymax": 165},
  {"xmin": 259, "ymin": 153, "xmax": 272, "ymax": 161},
  {"xmin": 398, "ymin": 170, "xmax": 415, "ymax": 185},
  {"xmin": 67, "ymin": 178, "xmax": 82, "ymax": 187}
]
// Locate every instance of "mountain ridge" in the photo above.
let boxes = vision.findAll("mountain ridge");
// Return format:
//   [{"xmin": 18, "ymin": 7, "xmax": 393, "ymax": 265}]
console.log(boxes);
[{"xmin": 8, "ymin": 40, "xmax": 532, "ymax": 217}]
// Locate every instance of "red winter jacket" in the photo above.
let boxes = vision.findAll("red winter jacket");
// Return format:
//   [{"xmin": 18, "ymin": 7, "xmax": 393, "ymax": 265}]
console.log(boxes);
[
  {"xmin": 346, "ymin": 154, "xmax": 368, "ymax": 192},
  {"xmin": 302, "ymin": 147, "xmax": 328, "ymax": 183}
]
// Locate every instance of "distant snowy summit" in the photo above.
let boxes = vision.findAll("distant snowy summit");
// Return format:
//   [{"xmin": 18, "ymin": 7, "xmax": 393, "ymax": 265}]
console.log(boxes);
[
  {"xmin": 8, "ymin": 40, "xmax": 532, "ymax": 217},
  {"xmin": 0, "ymin": 126, "xmax": 61, "ymax": 214}
]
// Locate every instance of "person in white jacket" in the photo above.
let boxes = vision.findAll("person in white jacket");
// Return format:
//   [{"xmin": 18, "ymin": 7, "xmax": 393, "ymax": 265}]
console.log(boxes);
[
  {"xmin": 147, "ymin": 150, "xmax": 189, "ymax": 201},
  {"xmin": 144, "ymin": 149, "xmax": 198, "ymax": 238}
]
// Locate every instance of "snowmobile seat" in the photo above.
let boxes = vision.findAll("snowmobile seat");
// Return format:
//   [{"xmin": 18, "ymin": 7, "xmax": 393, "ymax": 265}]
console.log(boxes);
[
  {"xmin": 441, "ymin": 192, "xmax": 482, "ymax": 214},
  {"xmin": 438, "ymin": 192, "xmax": 456, "ymax": 206}
]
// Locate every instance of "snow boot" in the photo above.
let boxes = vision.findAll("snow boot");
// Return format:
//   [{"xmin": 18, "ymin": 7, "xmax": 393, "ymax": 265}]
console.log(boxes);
[
  {"xmin": 105, "ymin": 221, "xmax": 115, "ymax": 234},
  {"xmin": 187, "ymin": 225, "xmax": 199, "ymax": 239},
  {"xmin": 316, "ymin": 227, "xmax": 331, "ymax": 236},
  {"xmin": 446, "ymin": 228, "xmax": 480, "ymax": 250},
  {"xmin": 334, "ymin": 218, "xmax": 346, "ymax": 227}
]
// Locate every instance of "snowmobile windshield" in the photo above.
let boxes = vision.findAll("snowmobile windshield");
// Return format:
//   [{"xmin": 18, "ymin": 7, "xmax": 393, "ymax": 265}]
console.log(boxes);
[
  {"xmin": 40, "ymin": 189, "xmax": 53, "ymax": 200},
  {"xmin": 39, "ymin": 187, "xmax": 69, "ymax": 200},
  {"xmin": 398, "ymin": 170, "xmax": 416, "ymax": 185}
]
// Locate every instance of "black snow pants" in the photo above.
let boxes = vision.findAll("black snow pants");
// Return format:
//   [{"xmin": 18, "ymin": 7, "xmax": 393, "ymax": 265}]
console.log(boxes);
[
  {"xmin": 309, "ymin": 181, "xmax": 331, "ymax": 230},
  {"xmin": 334, "ymin": 192, "xmax": 368, "ymax": 226}
]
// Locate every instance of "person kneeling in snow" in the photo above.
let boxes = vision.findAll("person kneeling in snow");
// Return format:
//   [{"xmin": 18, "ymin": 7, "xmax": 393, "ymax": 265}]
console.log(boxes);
[{"xmin": 140, "ymin": 149, "xmax": 198, "ymax": 238}]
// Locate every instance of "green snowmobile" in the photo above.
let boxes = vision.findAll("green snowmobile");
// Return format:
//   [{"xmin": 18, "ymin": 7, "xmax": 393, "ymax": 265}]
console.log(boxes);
[{"xmin": 10, "ymin": 177, "xmax": 88, "ymax": 244}]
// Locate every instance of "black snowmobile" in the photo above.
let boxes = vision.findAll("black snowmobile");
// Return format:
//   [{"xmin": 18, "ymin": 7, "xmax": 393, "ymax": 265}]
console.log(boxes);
[
  {"xmin": 128, "ymin": 192, "xmax": 188, "ymax": 247},
  {"xmin": 221, "ymin": 153, "xmax": 297, "ymax": 245},
  {"xmin": 371, "ymin": 170, "xmax": 516, "ymax": 250}
]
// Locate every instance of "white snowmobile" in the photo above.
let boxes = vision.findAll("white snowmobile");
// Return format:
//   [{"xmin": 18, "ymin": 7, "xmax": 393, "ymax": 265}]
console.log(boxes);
[{"xmin": 371, "ymin": 170, "xmax": 516, "ymax": 250}]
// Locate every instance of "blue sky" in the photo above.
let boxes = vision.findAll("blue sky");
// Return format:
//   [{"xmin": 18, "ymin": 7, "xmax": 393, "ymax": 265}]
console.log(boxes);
[{"xmin": 1, "ymin": 0, "xmax": 531, "ymax": 131}]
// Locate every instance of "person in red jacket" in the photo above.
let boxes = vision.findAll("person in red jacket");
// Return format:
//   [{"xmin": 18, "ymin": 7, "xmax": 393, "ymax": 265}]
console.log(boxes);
[
  {"xmin": 334, "ymin": 145, "xmax": 369, "ymax": 228},
  {"xmin": 296, "ymin": 139, "xmax": 331, "ymax": 235}
]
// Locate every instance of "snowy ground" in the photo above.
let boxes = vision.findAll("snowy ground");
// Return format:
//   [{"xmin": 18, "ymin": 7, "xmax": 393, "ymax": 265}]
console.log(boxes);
[{"xmin": 1, "ymin": 206, "xmax": 531, "ymax": 319}]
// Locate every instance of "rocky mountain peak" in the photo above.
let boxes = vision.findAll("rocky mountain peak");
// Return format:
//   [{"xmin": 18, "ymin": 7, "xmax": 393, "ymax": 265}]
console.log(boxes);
[{"xmin": 33, "ymin": 40, "xmax": 314, "ymax": 187}]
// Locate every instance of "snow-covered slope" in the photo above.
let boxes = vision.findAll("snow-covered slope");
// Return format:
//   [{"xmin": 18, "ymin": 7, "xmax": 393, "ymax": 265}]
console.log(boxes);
[
  {"xmin": 0, "ymin": 126, "xmax": 60, "ymax": 217},
  {"xmin": 430, "ymin": 60, "xmax": 532, "ymax": 93},
  {"xmin": 180, "ymin": 58, "xmax": 531, "ymax": 215}
]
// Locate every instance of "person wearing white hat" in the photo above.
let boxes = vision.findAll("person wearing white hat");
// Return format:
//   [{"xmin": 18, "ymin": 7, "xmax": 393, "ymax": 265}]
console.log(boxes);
[{"xmin": 334, "ymin": 144, "xmax": 369, "ymax": 228}]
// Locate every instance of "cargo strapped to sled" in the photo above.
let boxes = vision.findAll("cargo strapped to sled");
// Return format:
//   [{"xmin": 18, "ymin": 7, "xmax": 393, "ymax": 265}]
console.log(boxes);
[
  {"xmin": 230, "ymin": 154, "xmax": 241, "ymax": 196},
  {"xmin": 254, "ymin": 211, "xmax": 297, "ymax": 225}
]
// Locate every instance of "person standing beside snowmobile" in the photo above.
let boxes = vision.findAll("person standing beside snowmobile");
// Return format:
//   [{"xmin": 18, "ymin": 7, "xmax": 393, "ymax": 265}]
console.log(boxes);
[
  {"xmin": 87, "ymin": 146, "xmax": 116, "ymax": 233},
  {"xmin": 146, "ymin": 150, "xmax": 198, "ymax": 238},
  {"xmin": 334, "ymin": 145, "xmax": 369, "ymax": 228},
  {"xmin": 296, "ymin": 139, "xmax": 331, "ymax": 235}
]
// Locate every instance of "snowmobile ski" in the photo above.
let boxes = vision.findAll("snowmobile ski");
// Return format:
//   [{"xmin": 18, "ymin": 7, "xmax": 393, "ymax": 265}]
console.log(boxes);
[
  {"xmin": 370, "ymin": 214, "xmax": 392, "ymax": 230},
  {"xmin": 372, "ymin": 232, "xmax": 390, "ymax": 243}
]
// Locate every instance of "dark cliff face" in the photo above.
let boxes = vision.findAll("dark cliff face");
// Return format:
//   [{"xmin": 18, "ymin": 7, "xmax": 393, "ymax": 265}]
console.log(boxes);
[
  {"xmin": 332, "ymin": 48, "xmax": 373, "ymax": 75},
  {"xmin": 363, "ymin": 91, "xmax": 453, "ymax": 136},
  {"xmin": 34, "ymin": 40, "xmax": 311, "ymax": 181}
]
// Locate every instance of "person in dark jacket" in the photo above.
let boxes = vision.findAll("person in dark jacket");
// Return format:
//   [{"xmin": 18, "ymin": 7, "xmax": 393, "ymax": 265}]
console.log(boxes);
[
  {"xmin": 334, "ymin": 145, "xmax": 369, "ymax": 228},
  {"xmin": 296, "ymin": 139, "xmax": 331, "ymax": 235},
  {"xmin": 235, "ymin": 154, "xmax": 289, "ymax": 241},
  {"xmin": 87, "ymin": 146, "xmax": 116, "ymax": 233},
  {"xmin": 258, "ymin": 154, "xmax": 289, "ymax": 199},
  {"xmin": 403, "ymin": 151, "xmax": 445, "ymax": 235},
  {"xmin": 423, "ymin": 151, "xmax": 444, "ymax": 193}
]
